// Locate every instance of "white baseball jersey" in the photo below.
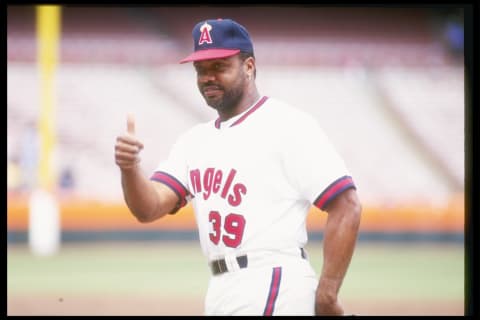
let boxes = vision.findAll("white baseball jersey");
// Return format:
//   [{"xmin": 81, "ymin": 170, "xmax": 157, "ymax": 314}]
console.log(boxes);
[{"xmin": 151, "ymin": 96, "xmax": 356, "ymax": 261}]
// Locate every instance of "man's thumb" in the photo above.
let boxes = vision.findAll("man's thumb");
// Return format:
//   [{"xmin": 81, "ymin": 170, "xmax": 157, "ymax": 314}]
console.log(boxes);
[{"xmin": 127, "ymin": 113, "xmax": 135, "ymax": 135}]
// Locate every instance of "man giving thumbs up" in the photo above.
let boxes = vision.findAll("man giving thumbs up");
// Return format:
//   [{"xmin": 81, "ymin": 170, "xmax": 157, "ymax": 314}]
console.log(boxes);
[{"xmin": 114, "ymin": 114, "xmax": 181, "ymax": 222}]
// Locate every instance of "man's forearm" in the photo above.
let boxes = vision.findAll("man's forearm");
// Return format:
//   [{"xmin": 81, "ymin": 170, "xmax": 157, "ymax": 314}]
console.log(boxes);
[
  {"xmin": 316, "ymin": 189, "xmax": 361, "ymax": 314},
  {"xmin": 320, "ymin": 206, "xmax": 361, "ymax": 295},
  {"xmin": 121, "ymin": 167, "xmax": 163, "ymax": 223}
]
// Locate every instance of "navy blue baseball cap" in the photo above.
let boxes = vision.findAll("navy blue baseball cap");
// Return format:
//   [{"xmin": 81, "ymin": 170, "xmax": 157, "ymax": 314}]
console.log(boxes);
[{"xmin": 179, "ymin": 18, "xmax": 254, "ymax": 64}]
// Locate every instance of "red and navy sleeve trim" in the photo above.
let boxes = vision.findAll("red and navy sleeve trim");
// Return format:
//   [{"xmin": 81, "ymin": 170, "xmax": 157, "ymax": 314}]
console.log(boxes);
[
  {"xmin": 150, "ymin": 171, "xmax": 189, "ymax": 214},
  {"xmin": 314, "ymin": 175, "xmax": 356, "ymax": 211}
]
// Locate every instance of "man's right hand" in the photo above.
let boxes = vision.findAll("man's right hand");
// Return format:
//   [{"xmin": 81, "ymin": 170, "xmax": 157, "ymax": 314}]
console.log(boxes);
[{"xmin": 115, "ymin": 114, "xmax": 144, "ymax": 170}]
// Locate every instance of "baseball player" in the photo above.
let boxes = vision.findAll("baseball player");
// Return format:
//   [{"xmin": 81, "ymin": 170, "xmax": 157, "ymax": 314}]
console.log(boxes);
[{"xmin": 115, "ymin": 18, "xmax": 361, "ymax": 316}]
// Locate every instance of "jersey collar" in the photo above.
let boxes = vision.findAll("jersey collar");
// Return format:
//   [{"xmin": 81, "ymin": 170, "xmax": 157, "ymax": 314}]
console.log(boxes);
[{"xmin": 214, "ymin": 96, "xmax": 269, "ymax": 129}]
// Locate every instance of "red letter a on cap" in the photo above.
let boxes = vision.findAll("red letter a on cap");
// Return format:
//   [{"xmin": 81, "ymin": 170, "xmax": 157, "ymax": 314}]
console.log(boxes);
[{"xmin": 198, "ymin": 22, "xmax": 213, "ymax": 45}]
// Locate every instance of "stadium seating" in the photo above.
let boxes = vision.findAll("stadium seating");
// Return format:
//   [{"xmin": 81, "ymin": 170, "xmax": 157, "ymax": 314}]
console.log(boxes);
[{"xmin": 7, "ymin": 6, "xmax": 464, "ymax": 206}]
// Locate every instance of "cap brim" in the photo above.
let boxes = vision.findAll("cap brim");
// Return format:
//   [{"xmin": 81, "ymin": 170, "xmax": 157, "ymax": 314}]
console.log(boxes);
[{"xmin": 179, "ymin": 49, "xmax": 241, "ymax": 64}]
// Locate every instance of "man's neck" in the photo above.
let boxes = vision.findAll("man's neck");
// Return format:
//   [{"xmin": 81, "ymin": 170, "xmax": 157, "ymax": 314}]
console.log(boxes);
[{"xmin": 218, "ymin": 89, "xmax": 261, "ymax": 122}]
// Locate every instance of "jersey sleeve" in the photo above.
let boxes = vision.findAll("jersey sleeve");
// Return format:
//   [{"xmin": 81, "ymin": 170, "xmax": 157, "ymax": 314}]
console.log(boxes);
[
  {"xmin": 150, "ymin": 135, "xmax": 191, "ymax": 214},
  {"xmin": 281, "ymin": 113, "xmax": 356, "ymax": 212}
]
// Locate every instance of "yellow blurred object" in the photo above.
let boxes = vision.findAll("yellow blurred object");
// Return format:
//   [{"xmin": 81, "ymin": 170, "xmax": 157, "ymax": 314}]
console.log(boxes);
[
  {"xmin": 7, "ymin": 160, "xmax": 22, "ymax": 191},
  {"xmin": 36, "ymin": 5, "xmax": 61, "ymax": 192}
]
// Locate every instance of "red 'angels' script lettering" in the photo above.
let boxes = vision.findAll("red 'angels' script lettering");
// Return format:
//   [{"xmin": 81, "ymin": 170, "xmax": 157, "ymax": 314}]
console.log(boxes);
[{"xmin": 190, "ymin": 168, "xmax": 247, "ymax": 206}]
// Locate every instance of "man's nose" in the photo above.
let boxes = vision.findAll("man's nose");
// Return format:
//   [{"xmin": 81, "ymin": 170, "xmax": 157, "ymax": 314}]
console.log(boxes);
[{"xmin": 198, "ymin": 71, "xmax": 216, "ymax": 83}]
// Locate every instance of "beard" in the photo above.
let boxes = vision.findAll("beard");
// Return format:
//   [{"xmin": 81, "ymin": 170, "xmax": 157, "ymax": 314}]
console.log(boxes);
[
  {"xmin": 205, "ymin": 84, "xmax": 244, "ymax": 112},
  {"xmin": 199, "ymin": 73, "xmax": 246, "ymax": 113}
]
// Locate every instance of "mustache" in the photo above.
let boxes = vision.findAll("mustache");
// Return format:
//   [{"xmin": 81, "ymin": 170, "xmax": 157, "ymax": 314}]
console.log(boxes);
[{"xmin": 201, "ymin": 83, "xmax": 223, "ymax": 91}]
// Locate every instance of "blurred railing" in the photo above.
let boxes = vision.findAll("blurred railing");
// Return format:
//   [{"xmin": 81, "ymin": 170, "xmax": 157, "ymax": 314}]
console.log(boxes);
[{"xmin": 7, "ymin": 192, "xmax": 464, "ymax": 233}]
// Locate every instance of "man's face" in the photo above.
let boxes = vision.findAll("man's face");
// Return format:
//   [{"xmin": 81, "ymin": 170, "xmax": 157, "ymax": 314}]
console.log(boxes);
[{"xmin": 194, "ymin": 55, "xmax": 247, "ymax": 113}]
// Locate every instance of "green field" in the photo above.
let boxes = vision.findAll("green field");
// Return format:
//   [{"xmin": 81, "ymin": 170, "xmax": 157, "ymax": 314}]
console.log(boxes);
[{"xmin": 7, "ymin": 241, "xmax": 464, "ymax": 315}]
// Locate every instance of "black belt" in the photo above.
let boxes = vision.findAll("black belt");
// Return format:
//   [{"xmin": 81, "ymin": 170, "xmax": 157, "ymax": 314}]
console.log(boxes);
[
  {"xmin": 210, "ymin": 255, "xmax": 248, "ymax": 275},
  {"xmin": 210, "ymin": 248, "xmax": 307, "ymax": 276}
]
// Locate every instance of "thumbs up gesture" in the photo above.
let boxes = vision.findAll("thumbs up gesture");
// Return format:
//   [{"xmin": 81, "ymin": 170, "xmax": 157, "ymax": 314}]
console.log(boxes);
[{"xmin": 115, "ymin": 114, "xmax": 145, "ymax": 170}]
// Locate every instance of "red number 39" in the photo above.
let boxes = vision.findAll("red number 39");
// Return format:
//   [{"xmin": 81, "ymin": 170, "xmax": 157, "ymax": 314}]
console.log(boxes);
[{"xmin": 209, "ymin": 211, "xmax": 246, "ymax": 248}]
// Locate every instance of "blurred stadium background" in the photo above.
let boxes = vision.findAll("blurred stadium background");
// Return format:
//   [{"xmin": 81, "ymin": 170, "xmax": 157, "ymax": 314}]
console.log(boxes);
[{"xmin": 7, "ymin": 5, "xmax": 466, "ymax": 315}]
